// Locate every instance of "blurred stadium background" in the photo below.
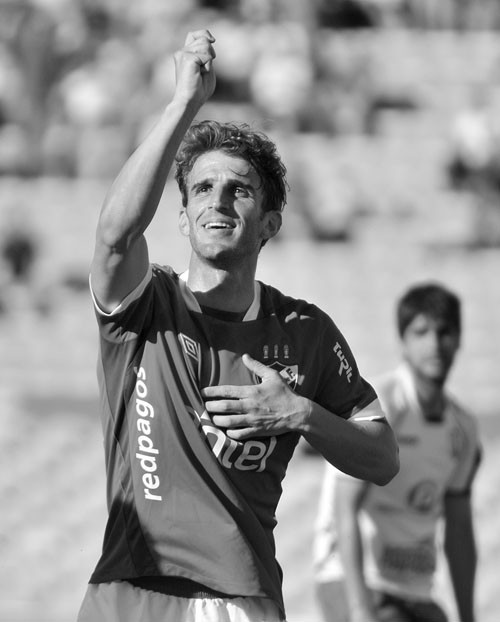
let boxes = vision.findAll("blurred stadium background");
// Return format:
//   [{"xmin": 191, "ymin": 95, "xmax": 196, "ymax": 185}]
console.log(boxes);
[{"xmin": 0, "ymin": 0, "xmax": 500, "ymax": 620}]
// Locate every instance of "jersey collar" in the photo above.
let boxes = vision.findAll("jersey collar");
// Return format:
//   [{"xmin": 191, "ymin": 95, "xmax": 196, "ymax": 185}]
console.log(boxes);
[
  {"xmin": 178, "ymin": 271, "xmax": 261, "ymax": 321},
  {"xmin": 398, "ymin": 363, "xmax": 449, "ymax": 423}
]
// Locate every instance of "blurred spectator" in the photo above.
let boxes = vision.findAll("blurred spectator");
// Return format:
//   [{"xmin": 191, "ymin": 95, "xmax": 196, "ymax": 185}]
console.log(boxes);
[
  {"xmin": 43, "ymin": 29, "xmax": 148, "ymax": 177},
  {"xmin": 315, "ymin": 0, "xmax": 379, "ymax": 29},
  {"xmin": 1, "ymin": 222, "xmax": 37, "ymax": 283},
  {"xmin": 0, "ymin": 0, "xmax": 60, "ymax": 175},
  {"xmin": 311, "ymin": 30, "xmax": 380, "ymax": 136},
  {"xmin": 204, "ymin": 16, "xmax": 254, "ymax": 103},
  {"xmin": 447, "ymin": 85, "xmax": 497, "ymax": 191},
  {"xmin": 447, "ymin": 84, "xmax": 500, "ymax": 246},
  {"xmin": 403, "ymin": 0, "xmax": 455, "ymax": 29},
  {"xmin": 250, "ymin": 20, "xmax": 315, "ymax": 131},
  {"xmin": 0, "ymin": 204, "xmax": 43, "ymax": 314}
]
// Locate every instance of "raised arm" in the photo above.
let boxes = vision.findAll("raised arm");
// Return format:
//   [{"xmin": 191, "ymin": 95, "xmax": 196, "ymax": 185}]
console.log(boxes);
[{"xmin": 90, "ymin": 30, "xmax": 216, "ymax": 312}]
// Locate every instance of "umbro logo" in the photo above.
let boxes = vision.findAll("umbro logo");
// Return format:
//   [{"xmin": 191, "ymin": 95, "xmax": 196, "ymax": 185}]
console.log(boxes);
[{"xmin": 179, "ymin": 333, "xmax": 200, "ymax": 362}]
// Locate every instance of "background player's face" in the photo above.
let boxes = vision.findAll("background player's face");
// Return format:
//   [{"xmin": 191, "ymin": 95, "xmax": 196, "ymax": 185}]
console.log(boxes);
[
  {"xmin": 401, "ymin": 313, "xmax": 460, "ymax": 384},
  {"xmin": 179, "ymin": 150, "xmax": 281, "ymax": 267}
]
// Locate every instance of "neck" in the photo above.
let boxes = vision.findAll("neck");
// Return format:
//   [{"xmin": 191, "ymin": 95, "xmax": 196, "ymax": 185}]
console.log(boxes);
[
  {"xmin": 186, "ymin": 259, "xmax": 256, "ymax": 313},
  {"xmin": 411, "ymin": 370, "xmax": 447, "ymax": 419}
]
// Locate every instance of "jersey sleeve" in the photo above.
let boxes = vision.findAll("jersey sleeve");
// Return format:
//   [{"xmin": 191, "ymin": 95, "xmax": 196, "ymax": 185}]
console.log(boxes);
[
  {"xmin": 90, "ymin": 265, "xmax": 153, "ymax": 316},
  {"xmin": 313, "ymin": 311, "xmax": 379, "ymax": 420},
  {"xmin": 446, "ymin": 406, "xmax": 482, "ymax": 495},
  {"xmin": 89, "ymin": 264, "xmax": 157, "ymax": 341}
]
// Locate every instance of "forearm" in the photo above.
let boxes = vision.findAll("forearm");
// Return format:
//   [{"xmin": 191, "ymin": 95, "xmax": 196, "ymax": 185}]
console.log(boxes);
[
  {"xmin": 300, "ymin": 398, "xmax": 399, "ymax": 486},
  {"xmin": 335, "ymin": 489, "xmax": 376, "ymax": 620},
  {"xmin": 445, "ymin": 523, "xmax": 477, "ymax": 621},
  {"xmin": 342, "ymin": 541, "xmax": 374, "ymax": 619},
  {"xmin": 90, "ymin": 30, "xmax": 216, "ymax": 311},
  {"xmin": 97, "ymin": 98, "xmax": 200, "ymax": 251},
  {"xmin": 205, "ymin": 358, "xmax": 398, "ymax": 487},
  {"xmin": 444, "ymin": 496, "xmax": 477, "ymax": 622}
]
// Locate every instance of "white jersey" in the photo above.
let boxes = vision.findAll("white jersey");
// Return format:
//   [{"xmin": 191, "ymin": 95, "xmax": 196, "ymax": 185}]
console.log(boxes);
[{"xmin": 314, "ymin": 365, "xmax": 481, "ymax": 600}]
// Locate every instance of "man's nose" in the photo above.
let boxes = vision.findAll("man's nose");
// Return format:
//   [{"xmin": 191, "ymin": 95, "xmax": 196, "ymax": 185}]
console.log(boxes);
[
  {"xmin": 208, "ymin": 186, "xmax": 232, "ymax": 209},
  {"xmin": 427, "ymin": 330, "xmax": 442, "ymax": 350}
]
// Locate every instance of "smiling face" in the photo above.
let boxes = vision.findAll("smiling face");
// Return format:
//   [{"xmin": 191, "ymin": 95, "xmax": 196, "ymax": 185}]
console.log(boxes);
[
  {"xmin": 179, "ymin": 150, "xmax": 281, "ymax": 269},
  {"xmin": 401, "ymin": 313, "xmax": 460, "ymax": 384}
]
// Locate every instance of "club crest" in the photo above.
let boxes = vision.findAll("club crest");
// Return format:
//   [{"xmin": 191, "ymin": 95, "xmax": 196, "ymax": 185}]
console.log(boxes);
[{"xmin": 266, "ymin": 360, "xmax": 298, "ymax": 389}]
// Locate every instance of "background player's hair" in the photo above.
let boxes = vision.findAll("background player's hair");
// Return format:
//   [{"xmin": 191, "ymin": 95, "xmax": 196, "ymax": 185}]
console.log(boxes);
[
  {"xmin": 175, "ymin": 120, "xmax": 288, "ymax": 214},
  {"xmin": 396, "ymin": 282, "xmax": 461, "ymax": 337}
]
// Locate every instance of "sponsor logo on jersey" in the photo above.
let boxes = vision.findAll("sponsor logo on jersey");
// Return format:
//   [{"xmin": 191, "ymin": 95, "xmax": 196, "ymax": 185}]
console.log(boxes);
[
  {"xmin": 133, "ymin": 366, "xmax": 163, "ymax": 502},
  {"xmin": 333, "ymin": 342, "xmax": 352, "ymax": 383},
  {"xmin": 179, "ymin": 333, "xmax": 200, "ymax": 363},
  {"xmin": 380, "ymin": 539, "xmax": 436, "ymax": 576},
  {"xmin": 187, "ymin": 406, "xmax": 277, "ymax": 472},
  {"xmin": 407, "ymin": 479, "xmax": 439, "ymax": 514}
]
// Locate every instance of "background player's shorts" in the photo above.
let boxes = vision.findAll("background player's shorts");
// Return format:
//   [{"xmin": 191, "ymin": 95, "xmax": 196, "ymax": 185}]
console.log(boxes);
[
  {"xmin": 314, "ymin": 580, "xmax": 448, "ymax": 622},
  {"xmin": 315, "ymin": 578, "xmax": 350, "ymax": 622},
  {"xmin": 376, "ymin": 592, "xmax": 448, "ymax": 622},
  {"xmin": 77, "ymin": 581, "xmax": 286, "ymax": 622}
]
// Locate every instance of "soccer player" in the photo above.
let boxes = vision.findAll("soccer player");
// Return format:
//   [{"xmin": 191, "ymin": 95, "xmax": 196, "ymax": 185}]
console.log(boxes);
[
  {"xmin": 78, "ymin": 30, "xmax": 399, "ymax": 622},
  {"xmin": 314, "ymin": 282, "xmax": 481, "ymax": 622}
]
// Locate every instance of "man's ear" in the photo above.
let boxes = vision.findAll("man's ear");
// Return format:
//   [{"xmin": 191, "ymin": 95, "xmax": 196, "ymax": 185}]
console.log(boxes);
[
  {"xmin": 262, "ymin": 210, "xmax": 282, "ymax": 242},
  {"xmin": 179, "ymin": 209, "xmax": 190, "ymax": 237}
]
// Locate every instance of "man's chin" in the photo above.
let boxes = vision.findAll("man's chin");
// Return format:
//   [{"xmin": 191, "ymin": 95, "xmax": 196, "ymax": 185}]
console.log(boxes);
[
  {"xmin": 422, "ymin": 362, "xmax": 451, "ymax": 383},
  {"xmin": 193, "ymin": 240, "xmax": 256, "ymax": 269},
  {"xmin": 196, "ymin": 247, "xmax": 240, "ymax": 269}
]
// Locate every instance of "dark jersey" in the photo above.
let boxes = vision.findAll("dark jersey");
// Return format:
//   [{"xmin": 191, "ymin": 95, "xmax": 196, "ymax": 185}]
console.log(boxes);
[{"xmin": 89, "ymin": 264, "xmax": 377, "ymax": 615}]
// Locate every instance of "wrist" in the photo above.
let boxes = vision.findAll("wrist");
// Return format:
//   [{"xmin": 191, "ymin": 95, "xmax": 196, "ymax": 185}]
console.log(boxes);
[
  {"xmin": 349, "ymin": 604, "xmax": 376, "ymax": 622},
  {"xmin": 293, "ymin": 396, "xmax": 313, "ymax": 433},
  {"xmin": 170, "ymin": 94, "xmax": 204, "ymax": 116},
  {"xmin": 157, "ymin": 98, "xmax": 202, "ymax": 136}
]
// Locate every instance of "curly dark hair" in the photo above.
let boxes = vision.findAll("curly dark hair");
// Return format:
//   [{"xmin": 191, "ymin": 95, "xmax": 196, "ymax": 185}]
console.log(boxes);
[{"xmin": 174, "ymin": 120, "xmax": 288, "ymax": 213}]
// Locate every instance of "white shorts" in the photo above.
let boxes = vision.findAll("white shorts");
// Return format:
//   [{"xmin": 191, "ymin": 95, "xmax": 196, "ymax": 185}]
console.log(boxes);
[
  {"xmin": 77, "ymin": 581, "xmax": 286, "ymax": 622},
  {"xmin": 315, "ymin": 578, "xmax": 349, "ymax": 622}
]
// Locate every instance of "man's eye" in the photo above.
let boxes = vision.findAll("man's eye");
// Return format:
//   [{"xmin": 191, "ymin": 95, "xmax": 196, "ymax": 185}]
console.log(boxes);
[{"xmin": 439, "ymin": 330, "xmax": 455, "ymax": 339}]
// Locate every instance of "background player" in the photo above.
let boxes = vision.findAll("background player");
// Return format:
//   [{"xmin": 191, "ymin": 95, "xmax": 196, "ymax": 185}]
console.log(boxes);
[
  {"xmin": 314, "ymin": 282, "xmax": 481, "ymax": 622},
  {"xmin": 78, "ymin": 29, "xmax": 399, "ymax": 622}
]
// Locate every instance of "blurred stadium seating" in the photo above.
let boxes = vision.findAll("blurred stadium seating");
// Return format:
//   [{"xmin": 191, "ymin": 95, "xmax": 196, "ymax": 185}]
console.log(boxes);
[{"xmin": 1, "ymin": 2, "xmax": 500, "ymax": 620}]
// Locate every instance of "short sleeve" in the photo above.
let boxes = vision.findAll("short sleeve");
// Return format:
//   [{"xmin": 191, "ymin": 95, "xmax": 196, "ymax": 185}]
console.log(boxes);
[
  {"xmin": 446, "ymin": 407, "xmax": 481, "ymax": 495},
  {"xmin": 313, "ymin": 312, "xmax": 378, "ymax": 419}
]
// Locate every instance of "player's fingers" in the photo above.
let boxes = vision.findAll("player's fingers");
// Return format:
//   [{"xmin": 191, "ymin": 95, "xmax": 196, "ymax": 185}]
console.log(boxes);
[
  {"xmin": 202, "ymin": 385, "xmax": 248, "ymax": 400},
  {"xmin": 212, "ymin": 414, "xmax": 248, "ymax": 428},
  {"xmin": 184, "ymin": 30, "xmax": 216, "ymax": 66},
  {"xmin": 185, "ymin": 29, "xmax": 215, "ymax": 46},
  {"xmin": 205, "ymin": 398, "xmax": 249, "ymax": 415},
  {"xmin": 241, "ymin": 353, "xmax": 274, "ymax": 379},
  {"xmin": 226, "ymin": 427, "xmax": 256, "ymax": 440}
]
